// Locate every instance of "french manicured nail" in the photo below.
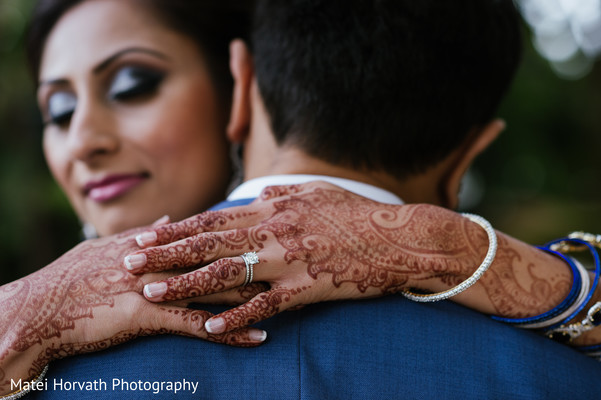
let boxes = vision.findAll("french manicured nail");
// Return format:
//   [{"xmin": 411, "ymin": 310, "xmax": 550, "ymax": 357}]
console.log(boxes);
[
  {"xmin": 144, "ymin": 282, "xmax": 167, "ymax": 299},
  {"xmin": 205, "ymin": 317, "xmax": 225, "ymax": 334},
  {"xmin": 135, "ymin": 231, "xmax": 158, "ymax": 247},
  {"xmin": 249, "ymin": 330, "xmax": 268, "ymax": 342},
  {"xmin": 152, "ymin": 215, "xmax": 170, "ymax": 226},
  {"xmin": 124, "ymin": 254, "xmax": 147, "ymax": 271}
]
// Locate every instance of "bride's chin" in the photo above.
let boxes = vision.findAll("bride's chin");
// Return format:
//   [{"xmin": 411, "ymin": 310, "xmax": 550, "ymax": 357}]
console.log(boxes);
[{"xmin": 92, "ymin": 217, "xmax": 142, "ymax": 238}]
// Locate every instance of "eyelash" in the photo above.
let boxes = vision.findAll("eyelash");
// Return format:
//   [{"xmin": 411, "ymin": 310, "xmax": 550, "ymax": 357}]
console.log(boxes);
[
  {"xmin": 107, "ymin": 67, "xmax": 165, "ymax": 101},
  {"xmin": 49, "ymin": 111, "xmax": 74, "ymax": 127}
]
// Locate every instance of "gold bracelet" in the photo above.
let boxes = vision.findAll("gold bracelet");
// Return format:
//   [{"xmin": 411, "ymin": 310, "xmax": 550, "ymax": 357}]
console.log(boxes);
[
  {"xmin": 0, "ymin": 365, "xmax": 49, "ymax": 400},
  {"xmin": 546, "ymin": 302, "xmax": 601, "ymax": 343}
]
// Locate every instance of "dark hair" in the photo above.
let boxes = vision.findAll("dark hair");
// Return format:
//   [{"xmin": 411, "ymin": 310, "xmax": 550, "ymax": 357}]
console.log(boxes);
[
  {"xmin": 251, "ymin": 0, "xmax": 523, "ymax": 177},
  {"xmin": 26, "ymin": 0, "xmax": 253, "ymax": 107}
]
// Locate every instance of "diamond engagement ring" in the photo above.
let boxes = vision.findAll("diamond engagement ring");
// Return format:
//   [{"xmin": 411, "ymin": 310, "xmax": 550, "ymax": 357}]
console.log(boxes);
[{"xmin": 240, "ymin": 252, "xmax": 260, "ymax": 286}]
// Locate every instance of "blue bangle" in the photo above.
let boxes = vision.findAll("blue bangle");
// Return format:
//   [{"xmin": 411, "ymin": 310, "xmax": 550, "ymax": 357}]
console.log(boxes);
[
  {"xmin": 491, "ymin": 247, "xmax": 582, "ymax": 325},
  {"xmin": 543, "ymin": 238, "xmax": 600, "ymax": 331}
]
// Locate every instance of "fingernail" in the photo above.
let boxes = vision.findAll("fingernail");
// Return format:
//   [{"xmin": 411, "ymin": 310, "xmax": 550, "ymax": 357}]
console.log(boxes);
[
  {"xmin": 205, "ymin": 317, "xmax": 225, "ymax": 334},
  {"xmin": 135, "ymin": 231, "xmax": 158, "ymax": 247},
  {"xmin": 249, "ymin": 330, "xmax": 267, "ymax": 342},
  {"xmin": 152, "ymin": 215, "xmax": 170, "ymax": 227},
  {"xmin": 144, "ymin": 282, "xmax": 167, "ymax": 299},
  {"xmin": 124, "ymin": 253, "xmax": 147, "ymax": 271}
]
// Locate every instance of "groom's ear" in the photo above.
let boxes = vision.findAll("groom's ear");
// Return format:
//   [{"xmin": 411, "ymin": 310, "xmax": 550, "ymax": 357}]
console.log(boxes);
[
  {"xmin": 227, "ymin": 39, "xmax": 254, "ymax": 144},
  {"xmin": 440, "ymin": 118, "xmax": 505, "ymax": 209}
]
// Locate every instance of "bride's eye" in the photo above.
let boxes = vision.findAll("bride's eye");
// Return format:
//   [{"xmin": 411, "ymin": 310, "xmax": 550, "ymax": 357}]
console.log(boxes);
[
  {"xmin": 107, "ymin": 66, "xmax": 164, "ymax": 101},
  {"xmin": 47, "ymin": 91, "xmax": 77, "ymax": 126}
]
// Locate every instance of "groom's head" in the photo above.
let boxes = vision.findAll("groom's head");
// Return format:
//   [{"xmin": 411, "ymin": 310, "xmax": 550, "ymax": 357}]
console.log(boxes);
[{"xmin": 228, "ymin": 0, "xmax": 523, "ymax": 206}]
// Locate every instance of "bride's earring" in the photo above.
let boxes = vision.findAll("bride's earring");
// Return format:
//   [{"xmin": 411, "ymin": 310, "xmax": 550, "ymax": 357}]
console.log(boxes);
[{"xmin": 81, "ymin": 221, "xmax": 98, "ymax": 240}]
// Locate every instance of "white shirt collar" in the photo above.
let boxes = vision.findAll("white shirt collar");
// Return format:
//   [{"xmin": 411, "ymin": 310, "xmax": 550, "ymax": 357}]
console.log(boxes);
[{"xmin": 227, "ymin": 174, "xmax": 404, "ymax": 204}]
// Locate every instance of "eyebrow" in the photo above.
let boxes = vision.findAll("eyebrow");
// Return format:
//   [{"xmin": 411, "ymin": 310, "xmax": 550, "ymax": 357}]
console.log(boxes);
[
  {"xmin": 38, "ymin": 47, "xmax": 169, "ymax": 88},
  {"xmin": 92, "ymin": 47, "xmax": 169, "ymax": 74}
]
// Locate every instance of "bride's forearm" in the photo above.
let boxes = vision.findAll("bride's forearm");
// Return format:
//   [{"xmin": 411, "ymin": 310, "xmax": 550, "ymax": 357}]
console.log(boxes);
[
  {"xmin": 411, "ymin": 206, "xmax": 601, "ymax": 347},
  {"xmin": 377, "ymin": 204, "xmax": 572, "ymax": 317}
]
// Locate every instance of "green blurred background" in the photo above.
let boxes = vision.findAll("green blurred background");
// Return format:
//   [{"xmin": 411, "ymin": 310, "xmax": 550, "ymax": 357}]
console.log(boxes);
[{"xmin": 1, "ymin": 0, "xmax": 600, "ymax": 284}]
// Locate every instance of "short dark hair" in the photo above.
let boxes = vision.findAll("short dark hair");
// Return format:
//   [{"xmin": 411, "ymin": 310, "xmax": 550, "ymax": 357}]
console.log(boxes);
[
  {"xmin": 26, "ymin": 0, "xmax": 253, "ymax": 108},
  {"xmin": 251, "ymin": 0, "xmax": 523, "ymax": 177}
]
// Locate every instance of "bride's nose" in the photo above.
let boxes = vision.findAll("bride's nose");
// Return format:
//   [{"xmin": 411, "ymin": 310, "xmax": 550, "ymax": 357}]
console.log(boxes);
[{"xmin": 66, "ymin": 98, "xmax": 119, "ymax": 163}]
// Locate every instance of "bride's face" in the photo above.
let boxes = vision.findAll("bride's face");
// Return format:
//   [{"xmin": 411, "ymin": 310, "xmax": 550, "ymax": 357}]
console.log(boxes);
[{"xmin": 38, "ymin": 0, "xmax": 232, "ymax": 236}]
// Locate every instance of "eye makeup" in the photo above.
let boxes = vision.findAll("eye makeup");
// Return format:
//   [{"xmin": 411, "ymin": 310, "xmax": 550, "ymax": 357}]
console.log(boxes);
[
  {"xmin": 47, "ymin": 91, "xmax": 77, "ymax": 126},
  {"xmin": 107, "ymin": 66, "xmax": 165, "ymax": 101},
  {"xmin": 38, "ymin": 49, "xmax": 169, "ymax": 129}
]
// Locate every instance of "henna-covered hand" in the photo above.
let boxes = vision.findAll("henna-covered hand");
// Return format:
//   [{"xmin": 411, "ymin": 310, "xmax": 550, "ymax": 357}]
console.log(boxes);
[
  {"xmin": 0, "ymin": 229, "xmax": 266, "ymax": 395},
  {"xmin": 125, "ymin": 181, "xmax": 573, "ymax": 336}
]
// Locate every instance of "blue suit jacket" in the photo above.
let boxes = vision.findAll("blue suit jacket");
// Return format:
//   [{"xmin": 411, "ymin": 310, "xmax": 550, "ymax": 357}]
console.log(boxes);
[{"xmin": 30, "ymin": 199, "xmax": 601, "ymax": 399}]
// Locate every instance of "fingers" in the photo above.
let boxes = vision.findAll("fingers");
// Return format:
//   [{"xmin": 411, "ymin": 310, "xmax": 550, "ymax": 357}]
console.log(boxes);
[
  {"xmin": 204, "ymin": 287, "xmax": 297, "ymax": 334},
  {"xmin": 189, "ymin": 283, "xmax": 270, "ymax": 305},
  {"xmin": 144, "ymin": 304, "xmax": 267, "ymax": 347},
  {"xmin": 135, "ymin": 207, "xmax": 267, "ymax": 248},
  {"xmin": 143, "ymin": 257, "xmax": 249, "ymax": 301},
  {"xmin": 142, "ymin": 254, "xmax": 272, "ymax": 303},
  {"xmin": 176, "ymin": 283, "xmax": 270, "ymax": 306},
  {"xmin": 125, "ymin": 229, "xmax": 260, "ymax": 274},
  {"xmin": 135, "ymin": 182, "xmax": 346, "ymax": 249},
  {"xmin": 135, "ymin": 181, "xmax": 346, "ymax": 249}
]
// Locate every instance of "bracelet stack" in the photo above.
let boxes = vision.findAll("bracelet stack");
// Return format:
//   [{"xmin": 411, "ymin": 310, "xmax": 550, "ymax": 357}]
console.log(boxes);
[
  {"xmin": 542, "ymin": 237, "xmax": 601, "ymax": 343},
  {"xmin": 490, "ymin": 232, "xmax": 601, "ymax": 360}
]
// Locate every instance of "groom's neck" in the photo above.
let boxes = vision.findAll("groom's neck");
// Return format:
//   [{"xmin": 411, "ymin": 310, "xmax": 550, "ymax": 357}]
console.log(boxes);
[
  {"xmin": 239, "ymin": 118, "xmax": 443, "ymax": 205},
  {"xmin": 243, "ymin": 142, "xmax": 411, "ymax": 202}
]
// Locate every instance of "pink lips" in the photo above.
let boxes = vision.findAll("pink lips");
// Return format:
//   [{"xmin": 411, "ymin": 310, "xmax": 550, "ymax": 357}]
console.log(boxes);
[{"xmin": 84, "ymin": 174, "xmax": 148, "ymax": 203}]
